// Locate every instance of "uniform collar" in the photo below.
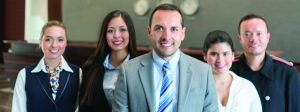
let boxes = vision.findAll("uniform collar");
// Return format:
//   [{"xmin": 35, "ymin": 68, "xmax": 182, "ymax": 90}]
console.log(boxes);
[
  {"xmin": 239, "ymin": 53, "xmax": 274, "ymax": 80},
  {"xmin": 31, "ymin": 56, "xmax": 74, "ymax": 73},
  {"xmin": 103, "ymin": 54, "xmax": 130, "ymax": 70}
]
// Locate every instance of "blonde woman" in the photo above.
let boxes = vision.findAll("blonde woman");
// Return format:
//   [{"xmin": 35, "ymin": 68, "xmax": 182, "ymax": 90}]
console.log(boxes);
[{"xmin": 12, "ymin": 21, "xmax": 81, "ymax": 112}]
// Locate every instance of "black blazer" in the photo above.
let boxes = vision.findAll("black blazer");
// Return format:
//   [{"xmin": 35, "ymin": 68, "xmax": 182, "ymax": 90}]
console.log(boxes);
[
  {"xmin": 79, "ymin": 65, "xmax": 111, "ymax": 112},
  {"xmin": 79, "ymin": 55, "xmax": 136, "ymax": 112}
]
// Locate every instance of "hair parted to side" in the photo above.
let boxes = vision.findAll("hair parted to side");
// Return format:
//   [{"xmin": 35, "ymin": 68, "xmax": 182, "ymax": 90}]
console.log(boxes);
[
  {"xmin": 238, "ymin": 13, "xmax": 269, "ymax": 34},
  {"xmin": 149, "ymin": 3, "xmax": 184, "ymax": 27}
]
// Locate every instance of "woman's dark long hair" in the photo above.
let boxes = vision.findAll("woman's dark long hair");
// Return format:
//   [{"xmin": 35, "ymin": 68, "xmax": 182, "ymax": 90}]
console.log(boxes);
[{"xmin": 80, "ymin": 10, "xmax": 137, "ymax": 106}]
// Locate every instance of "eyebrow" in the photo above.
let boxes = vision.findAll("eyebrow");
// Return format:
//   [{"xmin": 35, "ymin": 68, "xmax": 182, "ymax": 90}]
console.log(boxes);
[{"xmin": 153, "ymin": 24, "xmax": 163, "ymax": 28}]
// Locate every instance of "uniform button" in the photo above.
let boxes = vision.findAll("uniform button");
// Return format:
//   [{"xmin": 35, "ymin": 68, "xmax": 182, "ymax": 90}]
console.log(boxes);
[{"xmin": 265, "ymin": 96, "xmax": 270, "ymax": 101}]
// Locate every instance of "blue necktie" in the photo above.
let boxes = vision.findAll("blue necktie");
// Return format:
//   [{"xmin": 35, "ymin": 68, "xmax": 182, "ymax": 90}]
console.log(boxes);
[{"xmin": 158, "ymin": 62, "xmax": 174, "ymax": 112}]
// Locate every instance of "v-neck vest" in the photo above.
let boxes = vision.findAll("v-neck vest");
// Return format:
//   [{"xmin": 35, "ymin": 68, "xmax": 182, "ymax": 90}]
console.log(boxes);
[{"xmin": 25, "ymin": 63, "xmax": 80, "ymax": 112}]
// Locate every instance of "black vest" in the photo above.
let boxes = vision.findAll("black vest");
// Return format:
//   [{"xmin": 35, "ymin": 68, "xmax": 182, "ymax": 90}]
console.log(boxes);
[{"xmin": 25, "ymin": 63, "xmax": 80, "ymax": 112}]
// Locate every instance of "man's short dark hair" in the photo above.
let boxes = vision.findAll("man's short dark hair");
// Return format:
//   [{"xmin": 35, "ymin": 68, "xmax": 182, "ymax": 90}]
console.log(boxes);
[
  {"xmin": 149, "ymin": 3, "xmax": 184, "ymax": 27},
  {"xmin": 238, "ymin": 13, "xmax": 269, "ymax": 34}
]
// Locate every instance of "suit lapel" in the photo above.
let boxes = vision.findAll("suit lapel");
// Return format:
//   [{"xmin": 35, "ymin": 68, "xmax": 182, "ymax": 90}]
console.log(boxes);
[
  {"xmin": 55, "ymin": 71, "xmax": 70, "ymax": 102},
  {"xmin": 35, "ymin": 72, "xmax": 55, "ymax": 102},
  {"xmin": 138, "ymin": 53, "xmax": 155, "ymax": 111},
  {"xmin": 177, "ymin": 53, "xmax": 193, "ymax": 111}
]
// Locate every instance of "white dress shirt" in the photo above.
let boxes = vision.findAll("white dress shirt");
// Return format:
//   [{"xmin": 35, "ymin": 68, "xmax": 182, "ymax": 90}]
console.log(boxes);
[
  {"xmin": 152, "ymin": 50, "xmax": 180, "ymax": 112},
  {"xmin": 218, "ymin": 71, "xmax": 262, "ymax": 112},
  {"xmin": 12, "ymin": 56, "xmax": 82, "ymax": 112}
]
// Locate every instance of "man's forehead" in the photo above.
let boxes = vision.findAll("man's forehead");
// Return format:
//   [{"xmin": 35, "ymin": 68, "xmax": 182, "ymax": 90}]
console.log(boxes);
[{"xmin": 153, "ymin": 24, "xmax": 181, "ymax": 28}]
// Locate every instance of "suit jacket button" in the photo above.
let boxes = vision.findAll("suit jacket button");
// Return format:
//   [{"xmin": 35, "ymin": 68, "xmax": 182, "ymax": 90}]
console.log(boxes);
[{"xmin": 265, "ymin": 96, "xmax": 270, "ymax": 101}]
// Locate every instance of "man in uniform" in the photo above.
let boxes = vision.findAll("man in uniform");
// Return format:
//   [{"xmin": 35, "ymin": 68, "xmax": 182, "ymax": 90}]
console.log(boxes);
[{"xmin": 231, "ymin": 13, "xmax": 300, "ymax": 112}]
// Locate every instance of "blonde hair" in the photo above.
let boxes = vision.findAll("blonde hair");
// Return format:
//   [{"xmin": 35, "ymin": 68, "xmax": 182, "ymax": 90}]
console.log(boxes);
[{"xmin": 40, "ymin": 20, "xmax": 66, "ymax": 40}]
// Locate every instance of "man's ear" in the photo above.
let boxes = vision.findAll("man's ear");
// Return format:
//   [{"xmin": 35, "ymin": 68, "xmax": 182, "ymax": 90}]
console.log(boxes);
[
  {"xmin": 237, "ymin": 34, "xmax": 241, "ymax": 41},
  {"xmin": 203, "ymin": 55, "xmax": 207, "ymax": 62},
  {"xmin": 147, "ymin": 26, "xmax": 151, "ymax": 40},
  {"xmin": 181, "ymin": 27, "xmax": 186, "ymax": 41}
]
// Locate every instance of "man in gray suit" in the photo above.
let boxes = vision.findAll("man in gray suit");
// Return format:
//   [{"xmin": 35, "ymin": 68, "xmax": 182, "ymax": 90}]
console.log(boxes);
[{"xmin": 112, "ymin": 4, "xmax": 219, "ymax": 112}]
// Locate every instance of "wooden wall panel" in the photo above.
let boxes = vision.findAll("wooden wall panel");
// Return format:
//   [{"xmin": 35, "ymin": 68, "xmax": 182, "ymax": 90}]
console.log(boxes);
[
  {"xmin": 5, "ymin": 0, "xmax": 25, "ymax": 40},
  {"xmin": 48, "ymin": 0, "xmax": 62, "ymax": 21}
]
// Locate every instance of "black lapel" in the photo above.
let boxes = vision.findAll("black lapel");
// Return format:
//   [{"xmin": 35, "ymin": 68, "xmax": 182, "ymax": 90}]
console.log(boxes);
[
  {"xmin": 35, "ymin": 72, "xmax": 55, "ymax": 102},
  {"xmin": 55, "ymin": 70, "xmax": 70, "ymax": 102}
]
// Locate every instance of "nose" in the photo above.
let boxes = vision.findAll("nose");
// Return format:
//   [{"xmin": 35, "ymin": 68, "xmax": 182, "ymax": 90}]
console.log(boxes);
[
  {"xmin": 113, "ymin": 30, "xmax": 121, "ymax": 38},
  {"xmin": 161, "ymin": 29, "xmax": 171, "ymax": 40},
  {"xmin": 249, "ymin": 34, "xmax": 259, "ymax": 42},
  {"xmin": 216, "ymin": 54, "xmax": 223, "ymax": 62},
  {"xmin": 52, "ymin": 40, "xmax": 58, "ymax": 47}
]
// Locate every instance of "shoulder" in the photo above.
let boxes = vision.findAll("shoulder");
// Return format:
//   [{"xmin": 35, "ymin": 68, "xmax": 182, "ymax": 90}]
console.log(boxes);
[
  {"xmin": 123, "ymin": 52, "xmax": 151, "ymax": 66},
  {"xmin": 182, "ymin": 53, "xmax": 206, "ymax": 64},
  {"xmin": 232, "ymin": 56, "xmax": 241, "ymax": 64},
  {"xmin": 25, "ymin": 63, "xmax": 38, "ymax": 71},
  {"xmin": 181, "ymin": 53, "xmax": 210, "ymax": 69},
  {"xmin": 231, "ymin": 71, "xmax": 256, "ymax": 88},
  {"xmin": 231, "ymin": 56, "xmax": 243, "ymax": 69},
  {"xmin": 67, "ymin": 62, "xmax": 80, "ymax": 70},
  {"xmin": 270, "ymin": 55, "xmax": 294, "ymax": 67}
]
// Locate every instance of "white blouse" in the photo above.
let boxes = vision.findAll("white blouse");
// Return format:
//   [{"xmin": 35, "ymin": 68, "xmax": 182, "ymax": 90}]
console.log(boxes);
[{"xmin": 218, "ymin": 71, "xmax": 262, "ymax": 112}]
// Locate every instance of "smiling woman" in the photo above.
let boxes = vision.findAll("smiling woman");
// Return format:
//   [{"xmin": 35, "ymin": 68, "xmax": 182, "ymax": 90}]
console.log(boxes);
[{"xmin": 11, "ymin": 20, "xmax": 82, "ymax": 112}]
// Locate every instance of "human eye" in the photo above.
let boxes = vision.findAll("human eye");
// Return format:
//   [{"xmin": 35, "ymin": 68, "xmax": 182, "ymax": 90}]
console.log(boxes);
[
  {"xmin": 44, "ymin": 36, "xmax": 51, "ymax": 42},
  {"xmin": 223, "ymin": 52, "xmax": 229, "ymax": 56},
  {"xmin": 243, "ymin": 32, "xmax": 252, "ymax": 38},
  {"xmin": 154, "ymin": 26, "xmax": 164, "ymax": 32},
  {"xmin": 256, "ymin": 32, "xmax": 263, "ymax": 37},
  {"xmin": 170, "ymin": 27, "xmax": 178, "ymax": 32},
  {"xmin": 58, "ymin": 37, "xmax": 65, "ymax": 42},
  {"xmin": 107, "ymin": 28, "xmax": 114, "ymax": 33},
  {"xmin": 120, "ymin": 27, "xmax": 128, "ymax": 32},
  {"xmin": 209, "ymin": 52, "xmax": 217, "ymax": 56}
]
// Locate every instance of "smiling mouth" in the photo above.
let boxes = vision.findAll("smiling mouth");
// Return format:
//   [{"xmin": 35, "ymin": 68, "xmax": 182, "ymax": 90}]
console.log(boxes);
[
  {"xmin": 215, "ymin": 64, "xmax": 225, "ymax": 69},
  {"xmin": 112, "ymin": 40, "xmax": 123, "ymax": 45},
  {"xmin": 50, "ymin": 49, "xmax": 59, "ymax": 53},
  {"xmin": 160, "ymin": 41, "xmax": 173, "ymax": 47}
]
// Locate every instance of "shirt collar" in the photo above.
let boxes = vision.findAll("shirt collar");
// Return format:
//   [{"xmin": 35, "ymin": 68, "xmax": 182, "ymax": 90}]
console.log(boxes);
[
  {"xmin": 31, "ymin": 56, "xmax": 74, "ymax": 73},
  {"xmin": 239, "ymin": 53, "xmax": 274, "ymax": 80},
  {"xmin": 260, "ymin": 54, "xmax": 274, "ymax": 80},
  {"xmin": 152, "ymin": 49, "xmax": 180, "ymax": 71},
  {"xmin": 103, "ymin": 54, "xmax": 130, "ymax": 70}
]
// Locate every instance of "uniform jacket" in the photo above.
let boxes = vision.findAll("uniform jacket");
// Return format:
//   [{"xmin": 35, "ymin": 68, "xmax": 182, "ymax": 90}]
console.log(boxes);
[{"xmin": 231, "ymin": 53, "xmax": 300, "ymax": 112}]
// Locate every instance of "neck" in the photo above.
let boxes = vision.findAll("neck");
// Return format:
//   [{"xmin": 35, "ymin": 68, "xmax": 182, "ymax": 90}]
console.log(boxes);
[
  {"xmin": 45, "ymin": 57, "xmax": 61, "ymax": 70},
  {"xmin": 213, "ymin": 71, "xmax": 232, "ymax": 85},
  {"xmin": 159, "ymin": 50, "xmax": 178, "ymax": 62},
  {"xmin": 244, "ymin": 52, "xmax": 265, "ymax": 71},
  {"xmin": 109, "ymin": 50, "xmax": 128, "ymax": 67}
]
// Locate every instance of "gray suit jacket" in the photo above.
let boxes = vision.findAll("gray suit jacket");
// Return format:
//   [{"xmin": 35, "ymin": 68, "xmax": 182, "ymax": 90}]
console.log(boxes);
[{"xmin": 112, "ymin": 51, "xmax": 219, "ymax": 112}]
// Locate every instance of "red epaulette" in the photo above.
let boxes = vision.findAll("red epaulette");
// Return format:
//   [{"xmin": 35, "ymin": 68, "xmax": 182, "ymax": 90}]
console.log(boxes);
[
  {"xmin": 271, "ymin": 55, "xmax": 293, "ymax": 67},
  {"xmin": 232, "ymin": 57, "xmax": 240, "ymax": 63},
  {"xmin": 232, "ymin": 59, "xmax": 239, "ymax": 63}
]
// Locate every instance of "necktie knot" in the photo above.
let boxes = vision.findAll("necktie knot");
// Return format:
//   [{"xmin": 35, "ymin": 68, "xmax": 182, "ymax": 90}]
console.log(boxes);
[{"xmin": 162, "ymin": 62, "xmax": 171, "ymax": 75}]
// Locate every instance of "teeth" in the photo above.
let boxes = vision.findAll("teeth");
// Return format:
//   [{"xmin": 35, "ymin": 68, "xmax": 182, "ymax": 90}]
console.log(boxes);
[
  {"xmin": 113, "ymin": 40, "xmax": 123, "ymax": 45},
  {"xmin": 161, "ymin": 43, "xmax": 172, "ymax": 47},
  {"xmin": 50, "ymin": 49, "xmax": 58, "ymax": 53},
  {"xmin": 250, "ymin": 44, "xmax": 258, "ymax": 48}
]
